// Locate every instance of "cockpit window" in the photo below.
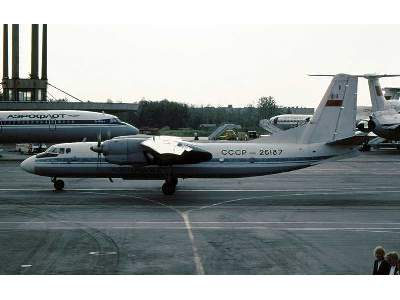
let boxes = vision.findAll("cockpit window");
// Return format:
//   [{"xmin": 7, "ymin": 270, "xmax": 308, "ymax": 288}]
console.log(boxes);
[
  {"xmin": 37, "ymin": 146, "xmax": 59, "ymax": 158},
  {"xmin": 110, "ymin": 118, "xmax": 121, "ymax": 124},
  {"xmin": 47, "ymin": 146, "xmax": 58, "ymax": 153}
]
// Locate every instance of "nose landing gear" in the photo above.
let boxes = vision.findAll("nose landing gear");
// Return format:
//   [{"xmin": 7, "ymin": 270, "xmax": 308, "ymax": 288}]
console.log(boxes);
[
  {"xmin": 52, "ymin": 177, "xmax": 65, "ymax": 191},
  {"xmin": 162, "ymin": 176, "xmax": 178, "ymax": 195}
]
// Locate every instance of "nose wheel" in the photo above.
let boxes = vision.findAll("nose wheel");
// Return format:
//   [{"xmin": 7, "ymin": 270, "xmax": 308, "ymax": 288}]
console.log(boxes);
[
  {"xmin": 52, "ymin": 178, "xmax": 65, "ymax": 191},
  {"xmin": 162, "ymin": 177, "xmax": 178, "ymax": 195}
]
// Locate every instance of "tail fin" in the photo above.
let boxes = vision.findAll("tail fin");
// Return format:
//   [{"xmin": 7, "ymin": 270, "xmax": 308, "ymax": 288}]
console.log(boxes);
[
  {"xmin": 254, "ymin": 74, "xmax": 358, "ymax": 144},
  {"xmin": 300, "ymin": 74, "xmax": 358, "ymax": 144},
  {"xmin": 363, "ymin": 74, "xmax": 400, "ymax": 112}
]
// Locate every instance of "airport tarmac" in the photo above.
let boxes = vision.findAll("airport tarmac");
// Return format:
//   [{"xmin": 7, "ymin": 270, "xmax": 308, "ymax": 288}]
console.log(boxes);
[{"xmin": 0, "ymin": 150, "xmax": 400, "ymax": 274}]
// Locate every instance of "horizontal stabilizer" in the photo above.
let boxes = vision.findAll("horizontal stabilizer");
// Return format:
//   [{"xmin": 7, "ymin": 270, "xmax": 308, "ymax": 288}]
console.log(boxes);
[
  {"xmin": 309, "ymin": 74, "xmax": 400, "ymax": 78},
  {"xmin": 326, "ymin": 135, "xmax": 366, "ymax": 146}
]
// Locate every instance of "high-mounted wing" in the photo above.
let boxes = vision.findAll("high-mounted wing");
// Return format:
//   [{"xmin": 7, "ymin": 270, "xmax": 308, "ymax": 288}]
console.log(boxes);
[{"xmin": 141, "ymin": 136, "xmax": 212, "ymax": 166}]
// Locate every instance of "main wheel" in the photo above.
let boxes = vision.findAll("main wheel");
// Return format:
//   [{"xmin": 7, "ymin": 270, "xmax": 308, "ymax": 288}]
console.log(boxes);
[
  {"xmin": 360, "ymin": 144, "xmax": 371, "ymax": 152},
  {"xmin": 162, "ymin": 182, "xmax": 176, "ymax": 195},
  {"xmin": 54, "ymin": 179, "xmax": 65, "ymax": 191}
]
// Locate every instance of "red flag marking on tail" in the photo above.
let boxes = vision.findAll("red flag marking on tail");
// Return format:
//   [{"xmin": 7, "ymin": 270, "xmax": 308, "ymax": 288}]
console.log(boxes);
[{"xmin": 326, "ymin": 100, "xmax": 343, "ymax": 106}]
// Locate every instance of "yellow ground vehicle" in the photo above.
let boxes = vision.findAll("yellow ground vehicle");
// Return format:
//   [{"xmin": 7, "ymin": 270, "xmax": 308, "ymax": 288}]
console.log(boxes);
[{"xmin": 218, "ymin": 130, "xmax": 238, "ymax": 140}]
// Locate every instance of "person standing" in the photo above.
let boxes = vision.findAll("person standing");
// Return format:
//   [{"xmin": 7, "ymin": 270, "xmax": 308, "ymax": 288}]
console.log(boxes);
[
  {"xmin": 372, "ymin": 246, "xmax": 390, "ymax": 275},
  {"xmin": 386, "ymin": 252, "xmax": 399, "ymax": 275}
]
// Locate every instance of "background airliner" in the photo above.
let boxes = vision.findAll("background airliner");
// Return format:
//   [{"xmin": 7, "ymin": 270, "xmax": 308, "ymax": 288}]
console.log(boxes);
[
  {"xmin": 356, "ymin": 75, "xmax": 400, "ymax": 141},
  {"xmin": 262, "ymin": 106, "xmax": 371, "ymax": 132},
  {"xmin": 0, "ymin": 110, "xmax": 139, "ymax": 143}
]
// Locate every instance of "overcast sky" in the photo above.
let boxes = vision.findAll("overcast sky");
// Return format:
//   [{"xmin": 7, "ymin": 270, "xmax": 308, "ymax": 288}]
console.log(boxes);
[{"xmin": 2, "ymin": 24, "xmax": 400, "ymax": 108}]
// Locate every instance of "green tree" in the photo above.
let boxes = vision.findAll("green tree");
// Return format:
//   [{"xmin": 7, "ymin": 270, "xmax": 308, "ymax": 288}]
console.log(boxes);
[{"xmin": 257, "ymin": 96, "xmax": 280, "ymax": 119}]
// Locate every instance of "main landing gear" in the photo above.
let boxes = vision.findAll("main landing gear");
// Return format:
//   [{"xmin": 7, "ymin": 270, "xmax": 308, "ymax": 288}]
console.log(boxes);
[
  {"xmin": 162, "ymin": 176, "xmax": 178, "ymax": 195},
  {"xmin": 52, "ymin": 177, "xmax": 65, "ymax": 191}
]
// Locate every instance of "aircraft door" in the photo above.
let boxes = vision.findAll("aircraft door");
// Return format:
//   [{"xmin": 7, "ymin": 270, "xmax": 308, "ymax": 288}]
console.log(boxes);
[{"xmin": 49, "ymin": 119, "xmax": 57, "ymax": 131}]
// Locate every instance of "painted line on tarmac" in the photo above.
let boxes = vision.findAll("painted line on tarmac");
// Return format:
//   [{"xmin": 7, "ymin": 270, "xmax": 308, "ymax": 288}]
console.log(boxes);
[
  {"xmin": 2, "ymin": 221, "xmax": 400, "ymax": 225},
  {"xmin": 182, "ymin": 213, "xmax": 205, "ymax": 275},
  {"xmin": 0, "ymin": 186, "xmax": 398, "ymax": 192},
  {"xmin": 80, "ymin": 190, "xmax": 206, "ymax": 276},
  {"xmin": 91, "ymin": 227, "xmax": 400, "ymax": 231},
  {"xmin": 1, "ymin": 226, "xmax": 399, "ymax": 231},
  {"xmin": 186, "ymin": 190, "xmax": 400, "ymax": 212}
]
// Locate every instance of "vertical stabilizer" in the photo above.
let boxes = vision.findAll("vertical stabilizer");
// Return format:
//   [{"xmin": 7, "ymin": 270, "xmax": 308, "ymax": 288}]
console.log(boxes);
[
  {"xmin": 363, "ymin": 74, "xmax": 400, "ymax": 112},
  {"xmin": 367, "ymin": 76, "xmax": 385, "ymax": 112},
  {"xmin": 301, "ymin": 74, "xmax": 358, "ymax": 144}
]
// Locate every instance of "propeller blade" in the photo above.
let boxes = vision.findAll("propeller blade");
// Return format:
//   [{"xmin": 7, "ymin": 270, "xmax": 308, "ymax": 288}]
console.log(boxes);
[
  {"xmin": 90, "ymin": 131, "xmax": 103, "ymax": 154},
  {"xmin": 97, "ymin": 131, "xmax": 102, "ymax": 148}
]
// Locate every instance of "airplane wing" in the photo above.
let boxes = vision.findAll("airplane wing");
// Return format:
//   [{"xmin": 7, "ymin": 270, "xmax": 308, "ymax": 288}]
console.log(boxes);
[{"xmin": 141, "ymin": 136, "xmax": 212, "ymax": 165}]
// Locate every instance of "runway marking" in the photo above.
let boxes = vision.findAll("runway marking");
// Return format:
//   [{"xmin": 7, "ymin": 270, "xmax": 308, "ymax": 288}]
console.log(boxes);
[
  {"xmin": 83, "ymin": 227, "xmax": 400, "ymax": 231},
  {"xmin": 1, "ymin": 226, "xmax": 400, "ymax": 231},
  {"xmin": 0, "ymin": 186, "xmax": 399, "ymax": 192},
  {"xmin": 80, "ymin": 190, "xmax": 206, "ymax": 275},
  {"xmin": 2, "ymin": 221, "xmax": 400, "ymax": 225},
  {"xmin": 89, "ymin": 251, "xmax": 117, "ymax": 256},
  {"xmin": 18, "ymin": 226, "xmax": 394, "ymax": 231},
  {"xmin": 20, "ymin": 264, "xmax": 32, "ymax": 268},
  {"xmin": 182, "ymin": 213, "xmax": 205, "ymax": 275},
  {"xmin": 186, "ymin": 190, "xmax": 400, "ymax": 212}
]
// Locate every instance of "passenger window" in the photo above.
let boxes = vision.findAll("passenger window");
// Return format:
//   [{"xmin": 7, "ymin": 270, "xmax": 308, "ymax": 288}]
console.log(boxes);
[
  {"xmin": 59, "ymin": 148, "xmax": 65, "ymax": 154},
  {"xmin": 66, "ymin": 148, "xmax": 71, "ymax": 154}
]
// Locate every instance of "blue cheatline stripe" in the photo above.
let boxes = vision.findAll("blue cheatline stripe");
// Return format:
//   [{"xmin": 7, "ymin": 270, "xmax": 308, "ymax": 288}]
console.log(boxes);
[
  {"xmin": 34, "ymin": 155, "xmax": 332, "ymax": 165},
  {"xmin": 0, "ymin": 124, "xmax": 125, "ymax": 128}
]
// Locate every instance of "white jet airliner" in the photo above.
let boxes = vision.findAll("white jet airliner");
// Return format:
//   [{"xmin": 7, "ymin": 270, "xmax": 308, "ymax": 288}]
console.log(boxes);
[
  {"xmin": 0, "ymin": 110, "xmax": 138, "ymax": 143},
  {"xmin": 356, "ymin": 75, "xmax": 400, "ymax": 141},
  {"xmin": 21, "ymin": 74, "xmax": 363, "ymax": 195}
]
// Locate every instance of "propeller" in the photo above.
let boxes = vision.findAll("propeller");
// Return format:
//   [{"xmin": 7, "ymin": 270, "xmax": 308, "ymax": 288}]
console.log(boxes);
[{"xmin": 89, "ymin": 131, "xmax": 103, "ymax": 168}]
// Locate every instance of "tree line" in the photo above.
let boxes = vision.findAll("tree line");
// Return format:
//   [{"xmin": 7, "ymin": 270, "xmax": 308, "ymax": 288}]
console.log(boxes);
[{"xmin": 133, "ymin": 97, "xmax": 294, "ymax": 131}]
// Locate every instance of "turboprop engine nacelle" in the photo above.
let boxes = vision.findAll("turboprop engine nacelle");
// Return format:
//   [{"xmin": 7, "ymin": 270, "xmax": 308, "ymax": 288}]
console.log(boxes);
[{"xmin": 101, "ymin": 137, "xmax": 148, "ymax": 165}]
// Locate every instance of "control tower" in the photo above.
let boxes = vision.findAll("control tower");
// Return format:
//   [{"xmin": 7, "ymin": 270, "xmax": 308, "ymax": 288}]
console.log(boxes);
[{"xmin": 1, "ymin": 24, "xmax": 47, "ymax": 101}]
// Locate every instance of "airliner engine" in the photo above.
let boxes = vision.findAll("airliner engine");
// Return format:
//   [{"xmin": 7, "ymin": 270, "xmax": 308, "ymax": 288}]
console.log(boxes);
[{"xmin": 92, "ymin": 136, "xmax": 213, "ymax": 166}]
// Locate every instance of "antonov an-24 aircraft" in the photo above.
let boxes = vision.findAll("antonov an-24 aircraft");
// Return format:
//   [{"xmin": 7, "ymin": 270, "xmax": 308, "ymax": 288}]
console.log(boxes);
[
  {"xmin": 0, "ymin": 110, "xmax": 138, "ymax": 143},
  {"xmin": 21, "ymin": 74, "xmax": 363, "ymax": 195}
]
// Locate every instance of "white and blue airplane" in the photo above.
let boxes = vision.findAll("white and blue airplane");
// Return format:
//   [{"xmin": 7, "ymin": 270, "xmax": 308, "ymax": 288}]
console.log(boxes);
[
  {"xmin": 356, "ymin": 75, "xmax": 400, "ymax": 141},
  {"xmin": 21, "ymin": 74, "xmax": 363, "ymax": 195},
  {"xmin": 0, "ymin": 110, "xmax": 138, "ymax": 143}
]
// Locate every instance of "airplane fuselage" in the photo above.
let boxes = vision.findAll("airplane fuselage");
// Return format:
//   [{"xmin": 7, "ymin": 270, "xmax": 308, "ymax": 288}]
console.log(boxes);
[
  {"xmin": 269, "ymin": 114, "xmax": 312, "ymax": 130},
  {"xmin": 21, "ymin": 140, "xmax": 358, "ymax": 180},
  {"xmin": 0, "ymin": 110, "xmax": 138, "ymax": 143}
]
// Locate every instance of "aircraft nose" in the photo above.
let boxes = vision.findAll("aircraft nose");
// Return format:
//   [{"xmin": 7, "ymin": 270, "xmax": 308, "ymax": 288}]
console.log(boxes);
[
  {"xmin": 20, "ymin": 156, "xmax": 36, "ymax": 174},
  {"xmin": 126, "ymin": 124, "xmax": 139, "ymax": 135},
  {"xmin": 132, "ymin": 126, "xmax": 139, "ymax": 135}
]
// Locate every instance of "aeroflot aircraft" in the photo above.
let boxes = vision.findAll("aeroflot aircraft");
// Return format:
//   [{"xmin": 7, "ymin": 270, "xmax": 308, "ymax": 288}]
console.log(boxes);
[
  {"xmin": 356, "ymin": 75, "xmax": 400, "ymax": 141},
  {"xmin": 21, "ymin": 74, "xmax": 363, "ymax": 195},
  {"xmin": 0, "ymin": 110, "xmax": 139, "ymax": 143},
  {"xmin": 268, "ymin": 114, "xmax": 312, "ymax": 130}
]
